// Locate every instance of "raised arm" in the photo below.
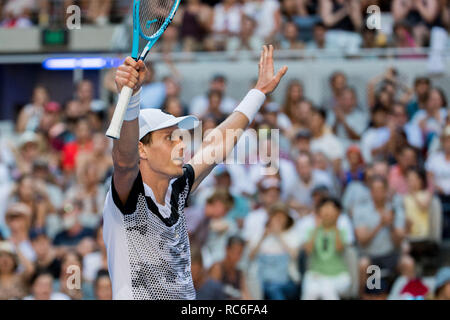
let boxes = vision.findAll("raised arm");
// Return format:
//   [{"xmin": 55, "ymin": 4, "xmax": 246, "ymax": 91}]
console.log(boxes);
[
  {"xmin": 111, "ymin": 57, "xmax": 147, "ymax": 205},
  {"xmin": 188, "ymin": 45, "xmax": 288, "ymax": 192}
]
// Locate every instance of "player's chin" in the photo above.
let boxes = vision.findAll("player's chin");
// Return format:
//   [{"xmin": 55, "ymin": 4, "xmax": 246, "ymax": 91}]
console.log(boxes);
[{"xmin": 171, "ymin": 159, "xmax": 185, "ymax": 173}]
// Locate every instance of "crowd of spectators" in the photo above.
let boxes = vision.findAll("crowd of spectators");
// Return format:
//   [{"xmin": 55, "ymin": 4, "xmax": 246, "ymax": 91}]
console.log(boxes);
[
  {"xmin": 1, "ymin": 54, "xmax": 450, "ymax": 300},
  {"xmin": 2, "ymin": 1, "xmax": 450, "ymax": 58}
]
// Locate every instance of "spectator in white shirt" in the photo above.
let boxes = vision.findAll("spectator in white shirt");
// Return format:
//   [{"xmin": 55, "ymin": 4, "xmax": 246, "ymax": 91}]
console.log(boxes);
[
  {"xmin": 243, "ymin": 0, "xmax": 282, "ymax": 42},
  {"xmin": 211, "ymin": 0, "xmax": 242, "ymax": 50}
]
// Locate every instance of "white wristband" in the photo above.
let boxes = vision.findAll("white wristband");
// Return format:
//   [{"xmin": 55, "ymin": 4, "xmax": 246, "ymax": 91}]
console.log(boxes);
[
  {"xmin": 124, "ymin": 88, "xmax": 141, "ymax": 121},
  {"xmin": 234, "ymin": 89, "xmax": 266, "ymax": 123}
]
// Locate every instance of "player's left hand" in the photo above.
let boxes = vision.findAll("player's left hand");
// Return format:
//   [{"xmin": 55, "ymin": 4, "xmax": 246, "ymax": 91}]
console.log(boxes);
[{"xmin": 254, "ymin": 45, "xmax": 288, "ymax": 95}]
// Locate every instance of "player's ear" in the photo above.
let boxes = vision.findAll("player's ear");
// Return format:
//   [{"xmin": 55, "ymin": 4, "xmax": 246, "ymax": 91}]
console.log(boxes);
[{"xmin": 138, "ymin": 141, "xmax": 148, "ymax": 160}]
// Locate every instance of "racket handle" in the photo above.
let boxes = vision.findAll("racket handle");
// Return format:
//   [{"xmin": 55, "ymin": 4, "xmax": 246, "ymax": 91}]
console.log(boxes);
[{"xmin": 106, "ymin": 86, "xmax": 134, "ymax": 140}]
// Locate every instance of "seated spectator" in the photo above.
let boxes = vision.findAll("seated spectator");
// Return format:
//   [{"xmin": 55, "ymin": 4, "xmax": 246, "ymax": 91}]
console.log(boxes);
[
  {"xmin": 302, "ymin": 197, "xmax": 351, "ymax": 300},
  {"xmin": 279, "ymin": 21, "xmax": 304, "ymax": 50},
  {"xmin": 306, "ymin": 22, "xmax": 327, "ymax": 51},
  {"xmin": 290, "ymin": 129, "xmax": 312, "ymax": 160},
  {"xmin": 388, "ymin": 146, "xmax": 418, "ymax": 196},
  {"xmin": 94, "ymin": 270, "xmax": 112, "ymax": 300},
  {"xmin": 55, "ymin": 250, "xmax": 88, "ymax": 300},
  {"xmin": 319, "ymin": 0, "xmax": 363, "ymax": 54},
  {"xmin": 411, "ymin": 87, "xmax": 447, "ymax": 149},
  {"xmin": 12, "ymin": 132, "xmax": 42, "ymax": 177},
  {"xmin": 0, "ymin": 240, "xmax": 34, "ymax": 300},
  {"xmin": 178, "ymin": 0, "xmax": 212, "ymax": 52},
  {"xmin": 190, "ymin": 74, "xmax": 237, "ymax": 117},
  {"xmin": 361, "ymin": 106, "xmax": 391, "ymax": 164},
  {"xmin": 191, "ymin": 246, "xmax": 226, "ymax": 300},
  {"xmin": 354, "ymin": 176, "xmax": 414, "ymax": 296},
  {"xmin": 248, "ymin": 203, "xmax": 300, "ymax": 300},
  {"xmin": 322, "ymin": 71, "xmax": 348, "ymax": 111},
  {"xmin": 425, "ymin": 125, "xmax": 450, "ymax": 239},
  {"xmin": 391, "ymin": 22, "xmax": 417, "ymax": 49},
  {"xmin": 210, "ymin": 0, "xmax": 242, "ymax": 51},
  {"xmin": 243, "ymin": 177, "xmax": 282, "ymax": 241},
  {"xmin": 341, "ymin": 145, "xmax": 365, "ymax": 187},
  {"xmin": 287, "ymin": 152, "xmax": 334, "ymax": 216},
  {"xmin": 4, "ymin": 203, "xmax": 36, "ymax": 262},
  {"xmin": 75, "ymin": 80, "xmax": 106, "ymax": 115},
  {"xmin": 61, "ymin": 117, "xmax": 94, "ymax": 177},
  {"xmin": 328, "ymin": 87, "xmax": 369, "ymax": 150},
  {"xmin": 24, "ymin": 271, "xmax": 70, "ymax": 300},
  {"xmin": 16, "ymin": 85, "xmax": 49, "ymax": 133},
  {"xmin": 310, "ymin": 108, "xmax": 344, "ymax": 175},
  {"xmin": 0, "ymin": 0, "xmax": 34, "ymax": 28},
  {"xmin": 226, "ymin": 14, "xmax": 263, "ymax": 53},
  {"xmin": 30, "ymin": 229, "xmax": 61, "ymax": 280},
  {"xmin": 280, "ymin": 79, "xmax": 305, "ymax": 129},
  {"xmin": 243, "ymin": 0, "xmax": 281, "ymax": 43},
  {"xmin": 406, "ymin": 76, "xmax": 432, "ymax": 120},
  {"xmin": 140, "ymin": 61, "xmax": 167, "ymax": 109},
  {"xmin": 86, "ymin": 0, "xmax": 112, "ymax": 26},
  {"xmin": 209, "ymin": 236, "xmax": 250, "ymax": 299},
  {"xmin": 53, "ymin": 199, "xmax": 95, "ymax": 248},
  {"xmin": 82, "ymin": 225, "xmax": 107, "ymax": 284},
  {"xmin": 391, "ymin": 102, "xmax": 423, "ymax": 150}
]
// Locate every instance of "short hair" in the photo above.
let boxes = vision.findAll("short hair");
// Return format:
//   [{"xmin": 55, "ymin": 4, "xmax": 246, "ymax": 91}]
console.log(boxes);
[
  {"xmin": 94, "ymin": 269, "xmax": 110, "ymax": 288},
  {"xmin": 206, "ymin": 188, "xmax": 234, "ymax": 209},
  {"xmin": 317, "ymin": 197, "xmax": 342, "ymax": 212},
  {"xmin": 369, "ymin": 175, "xmax": 388, "ymax": 188},
  {"xmin": 414, "ymin": 76, "xmax": 431, "ymax": 87},
  {"xmin": 312, "ymin": 107, "xmax": 327, "ymax": 120},
  {"xmin": 226, "ymin": 236, "xmax": 245, "ymax": 249},
  {"xmin": 140, "ymin": 131, "xmax": 153, "ymax": 145},
  {"xmin": 406, "ymin": 166, "xmax": 428, "ymax": 188},
  {"xmin": 268, "ymin": 202, "xmax": 294, "ymax": 230}
]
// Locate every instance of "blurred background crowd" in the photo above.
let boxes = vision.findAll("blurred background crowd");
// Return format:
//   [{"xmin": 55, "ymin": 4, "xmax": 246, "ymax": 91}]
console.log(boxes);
[
  {"xmin": 1, "ymin": 0, "xmax": 450, "ymax": 301},
  {"xmin": 2, "ymin": 0, "xmax": 450, "ymax": 56}
]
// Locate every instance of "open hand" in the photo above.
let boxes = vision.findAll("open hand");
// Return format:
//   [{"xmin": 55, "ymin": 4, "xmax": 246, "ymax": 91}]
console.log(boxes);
[
  {"xmin": 115, "ymin": 57, "xmax": 147, "ymax": 95},
  {"xmin": 254, "ymin": 45, "xmax": 288, "ymax": 95}
]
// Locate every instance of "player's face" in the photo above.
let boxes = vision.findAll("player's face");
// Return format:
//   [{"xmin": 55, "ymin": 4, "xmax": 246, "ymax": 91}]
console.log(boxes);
[{"xmin": 141, "ymin": 126, "xmax": 187, "ymax": 178}]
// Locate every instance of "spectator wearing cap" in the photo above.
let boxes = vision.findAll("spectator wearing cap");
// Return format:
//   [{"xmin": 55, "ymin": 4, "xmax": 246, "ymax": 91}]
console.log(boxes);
[
  {"xmin": 16, "ymin": 85, "xmax": 49, "ymax": 134},
  {"xmin": 243, "ymin": 176, "xmax": 282, "ymax": 241},
  {"xmin": 24, "ymin": 271, "xmax": 71, "ymax": 300},
  {"xmin": 426, "ymin": 125, "xmax": 450, "ymax": 239},
  {"xmin": 354, "ymin": 176, "xmax": 415, "ymax": 296},
  {"xmin": 0, "ymin": 240, "xmax": 35, "ymax": 300},
  {"xmin": 328, "ymin": 87, "xmax": 369, "ymax": 150},
  {"xmin": 192, "ymin": 74, "xmax": 237, "ymax": 114},
  {"xmin": 4, "ymin": 202, "xmax": 36, "ymax": 263},
  {"xmin": 209, "ymin": 236, "xmax": 250, "ymax": 300},
  {"xmin": 433, "ymin": 266, "xmax": 450, "ymax": 300},
  {"xmin": 248, "ymin": 202, "xmax": 300, "ymax": 300},
  {"xmin": 302, "ymin": 198, "xmax": 352, "ymax": 300},
  {"xmin": 12, "ymin": 131, "xmax": 41, "ymax": 177},
  {"xmin": 310, "ymin": 108, "xmax": 344, "ymax": 175},
  {"xmin": 286, "ymin": 152, "xmax": 334, "ymax": 216}
]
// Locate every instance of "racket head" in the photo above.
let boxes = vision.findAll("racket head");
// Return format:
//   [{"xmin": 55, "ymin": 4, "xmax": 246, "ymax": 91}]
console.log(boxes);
[{"xmin": 137, "ymin": 0, "xmax": 181, "ymax": 42}]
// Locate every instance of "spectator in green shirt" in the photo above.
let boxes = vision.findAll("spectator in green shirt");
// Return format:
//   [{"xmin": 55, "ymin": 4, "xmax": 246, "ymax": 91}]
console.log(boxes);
[{"xmin": 302, "ymin": 197, "xmax": 351, "ymax": 300}]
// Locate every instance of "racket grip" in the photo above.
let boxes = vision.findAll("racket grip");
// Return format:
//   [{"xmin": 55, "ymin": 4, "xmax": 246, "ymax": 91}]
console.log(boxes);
[{"xmin": 106, "ymin": 86, "xmax": 134, "ymax": 140}]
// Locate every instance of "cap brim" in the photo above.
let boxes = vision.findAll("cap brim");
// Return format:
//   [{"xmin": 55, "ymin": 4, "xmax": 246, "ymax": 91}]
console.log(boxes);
[{"xmin": 140, "ymin": 115, "xmax": 199, "ymax": 140}]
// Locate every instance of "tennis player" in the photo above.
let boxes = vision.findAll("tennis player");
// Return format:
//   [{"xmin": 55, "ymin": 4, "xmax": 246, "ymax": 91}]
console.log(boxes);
[{"xmin": 103, "ymin": 45, "xmax": 288, "ymax": 300}]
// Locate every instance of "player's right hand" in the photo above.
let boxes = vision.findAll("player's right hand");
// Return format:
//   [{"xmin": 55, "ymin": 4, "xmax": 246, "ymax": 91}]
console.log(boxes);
[{"xmin": 115, "ymin": 57, "xmax": 147, "ymax": 95}]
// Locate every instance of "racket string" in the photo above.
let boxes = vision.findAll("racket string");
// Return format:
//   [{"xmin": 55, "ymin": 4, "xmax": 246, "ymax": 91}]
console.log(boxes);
[{"xmin": 139, "ymin": 0, "xmax": 176, "ymax": 39}]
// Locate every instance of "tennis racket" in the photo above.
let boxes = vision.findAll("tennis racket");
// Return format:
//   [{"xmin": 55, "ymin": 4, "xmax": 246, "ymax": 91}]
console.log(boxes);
[{"xmin": 106, "ymin": 0, "xmax": 181, "ymax": 140}]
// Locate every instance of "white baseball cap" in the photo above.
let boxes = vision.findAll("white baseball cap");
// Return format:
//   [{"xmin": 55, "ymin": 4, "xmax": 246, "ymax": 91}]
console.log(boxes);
[{"xmin": 139, "ymin": 109, "xmax": 199, "ymax": 140}]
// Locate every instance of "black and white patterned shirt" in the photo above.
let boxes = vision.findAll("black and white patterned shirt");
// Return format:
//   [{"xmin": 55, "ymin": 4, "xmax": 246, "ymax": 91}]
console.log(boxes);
[{"xmin": 103, "ymin": 164, "xmax": 196, "ymax": 300}]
